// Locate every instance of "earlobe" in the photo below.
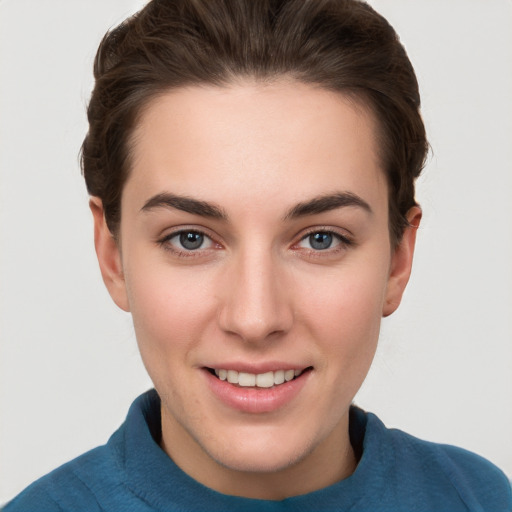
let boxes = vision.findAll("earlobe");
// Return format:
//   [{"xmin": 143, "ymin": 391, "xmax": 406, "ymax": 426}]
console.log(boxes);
[
  {"xmin": 89, "ymin": 197, "xmax": 130, "ymax": 312},
  {"xmin": 382, "ymin": 206, "xmax": 422, "ymax": 317}
]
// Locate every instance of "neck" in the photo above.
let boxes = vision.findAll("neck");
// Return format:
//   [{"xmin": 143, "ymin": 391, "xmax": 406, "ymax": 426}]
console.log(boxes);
[{"xmin": 160, "ymin": 407, "xmax": 357, "ymax": 500}]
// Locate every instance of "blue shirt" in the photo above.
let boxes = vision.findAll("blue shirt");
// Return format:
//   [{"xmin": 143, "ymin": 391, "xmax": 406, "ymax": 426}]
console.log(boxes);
[{"xmin": 4, "ymin": 389, "xmax": 511, "ymax": 511}]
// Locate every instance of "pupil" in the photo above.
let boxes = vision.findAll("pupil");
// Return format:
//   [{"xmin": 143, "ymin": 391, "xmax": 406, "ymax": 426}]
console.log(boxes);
[
  {"xmin": 310, "ymin": 232, "xmax": 332, "ymax": 250},
  {"xmin": 180, "ymin": 232, "xmax": 203, "ymax": 250}
]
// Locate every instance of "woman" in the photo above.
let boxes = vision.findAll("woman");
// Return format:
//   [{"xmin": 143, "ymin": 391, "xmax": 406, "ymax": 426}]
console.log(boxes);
[{"xmin": 3, "ymin": 0, "xmax": 511, "ymax": 510}]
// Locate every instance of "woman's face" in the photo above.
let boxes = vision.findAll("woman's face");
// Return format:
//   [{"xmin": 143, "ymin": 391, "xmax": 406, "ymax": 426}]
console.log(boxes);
[{"xmin": 93, "ymin": 80, "xmax": 418, "ymax": 496}]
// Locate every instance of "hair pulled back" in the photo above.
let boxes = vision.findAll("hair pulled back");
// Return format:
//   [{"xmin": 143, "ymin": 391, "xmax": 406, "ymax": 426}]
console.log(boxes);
[{"xmin": 81, "ymin": 0, "xmax": 428, "ymax": 245}]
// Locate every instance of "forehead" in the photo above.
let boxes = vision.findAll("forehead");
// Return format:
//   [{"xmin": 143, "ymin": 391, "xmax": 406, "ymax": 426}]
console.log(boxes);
[{"xmin": 126, "ymin": 80, "xmax": 387, "ymax": 216}]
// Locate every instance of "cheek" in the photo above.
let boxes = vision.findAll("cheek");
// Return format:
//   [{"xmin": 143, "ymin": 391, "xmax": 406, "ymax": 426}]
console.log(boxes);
[
  {"xmin": 297, "ymin": 260, "xmax": 389, "ymax": 374},
  {"xmin": 302, "ymin": 262, "xmax": 387, "ymax": 332},
  {"xmin": 124, "ymin": 260, "xmax": 216, "ymax": 357}
]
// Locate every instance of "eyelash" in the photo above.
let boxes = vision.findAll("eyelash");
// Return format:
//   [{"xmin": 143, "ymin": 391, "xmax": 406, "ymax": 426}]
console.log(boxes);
[
  {"xmin": 157, "ymin": 227, "xmax": 354, "ymax": 258},
  {"xmin": 157, "ymin": 229, "xmax": 220, "ymax": 258},
  {"xmin": 294, "ymin": 228, "xmax": 354, "ymax": 255}
]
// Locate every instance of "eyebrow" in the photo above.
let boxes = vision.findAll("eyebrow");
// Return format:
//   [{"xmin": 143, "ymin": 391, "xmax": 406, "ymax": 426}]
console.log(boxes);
[
  {"xmin": 141, "ymin": 192, "xmax": 227, "ymax": 219},
  {"xmin": 140, "ymin": 191, "xmax": 372, "ymax": 221},
  {"xmin": 283, "ymin": 192, "xmax": 372, "ymax": 220}
]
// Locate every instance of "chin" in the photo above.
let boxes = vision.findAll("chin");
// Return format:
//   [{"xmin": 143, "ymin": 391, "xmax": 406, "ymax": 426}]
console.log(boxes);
[
  {"xmin": 202, "ymin": 427, "xmax": 316, "ymax": 474},
  {"xmin": 213, "ymin": 447, "xmax": 308, "ymax": 474}
]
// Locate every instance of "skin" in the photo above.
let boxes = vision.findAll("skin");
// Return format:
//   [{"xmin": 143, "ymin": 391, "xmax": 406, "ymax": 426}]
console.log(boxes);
[{"xmin": 91, "ymin": 81, "xmax": 421, "ymax": 500}]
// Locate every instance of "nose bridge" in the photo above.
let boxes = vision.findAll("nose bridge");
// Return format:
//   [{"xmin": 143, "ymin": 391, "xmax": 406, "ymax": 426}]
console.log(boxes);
[{"xmin": 218, "ymin": 241, "xmax": 292, "ymax": 342}]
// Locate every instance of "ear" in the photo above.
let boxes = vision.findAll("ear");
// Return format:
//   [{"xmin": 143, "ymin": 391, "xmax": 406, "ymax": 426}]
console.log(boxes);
[
  {"xmin": 90, "ymin": 197, "xmax": 130, "ymax": 312},
  {"xmin": 382, "ymin": 206, "xmax": 422, "ymax": 317}
]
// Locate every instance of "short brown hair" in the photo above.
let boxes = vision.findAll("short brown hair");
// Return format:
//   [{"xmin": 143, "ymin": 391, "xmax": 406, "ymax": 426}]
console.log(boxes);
[{"xmin": 81, "ymin": 0, "xmax": 428, "ymax": 245}]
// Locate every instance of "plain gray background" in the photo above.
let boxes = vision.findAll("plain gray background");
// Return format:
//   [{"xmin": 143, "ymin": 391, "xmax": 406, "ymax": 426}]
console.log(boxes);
[{"xmin": 1, "ymin": 0, "xmax": 511, "ymax": 503}]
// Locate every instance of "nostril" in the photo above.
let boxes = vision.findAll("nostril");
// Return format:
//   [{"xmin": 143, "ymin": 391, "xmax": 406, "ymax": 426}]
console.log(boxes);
[{"xmin": 217, "ymin": 272, "xmax": 294, "ymax": 342}]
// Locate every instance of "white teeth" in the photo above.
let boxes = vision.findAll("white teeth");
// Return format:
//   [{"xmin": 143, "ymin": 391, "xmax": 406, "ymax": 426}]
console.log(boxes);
[
  {"xmin": 238, "ymin": 372, "xmax": 256, "ymax": 387},
  {"xmin": 256, "ymin": 371, "xmax": 274, "ymax": 388},
  {"xmin": 284, "ymin": 369, "xmax": 295, "ymax": 382},
  {"xmin": 227, "ymin": 370, "xmax": 239, "ymax": 384},
  {"xmin": 274, "ymin": 369, "xmax": 285, "ymax": 385},
  {"xmin": 213, "ymin": 368, "xmax": 306, "ymax": 387}
]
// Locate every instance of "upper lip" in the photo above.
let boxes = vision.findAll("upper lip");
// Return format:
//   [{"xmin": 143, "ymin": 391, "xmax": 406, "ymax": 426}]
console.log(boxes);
[{"xmin": 202, "ymin": 362, "xmax": 312, "ymax": 374}]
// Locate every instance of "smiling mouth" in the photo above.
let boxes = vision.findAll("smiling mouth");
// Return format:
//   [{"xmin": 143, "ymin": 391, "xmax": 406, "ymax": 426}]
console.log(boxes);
[{"xmin": 207, "ymin": 367, "xmax": 313, "ymax": 388}]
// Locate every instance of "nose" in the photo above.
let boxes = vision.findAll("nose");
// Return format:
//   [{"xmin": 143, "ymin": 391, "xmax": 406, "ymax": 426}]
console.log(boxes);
[{"xmin": 217, "ymin": 246, "xmax": 293, "ymax": 343}]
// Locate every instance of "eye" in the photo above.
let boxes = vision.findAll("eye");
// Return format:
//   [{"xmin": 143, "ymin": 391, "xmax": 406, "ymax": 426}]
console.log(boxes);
[
  {"xmin": 164, "ymin": 230, "xmax": 214, "ymax": 251},
  {"xmin": 297, "ymin": 230, "xmax": 350, "ymax": 251}
]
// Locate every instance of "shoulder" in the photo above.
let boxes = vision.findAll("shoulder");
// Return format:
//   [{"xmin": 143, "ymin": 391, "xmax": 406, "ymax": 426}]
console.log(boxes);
[
  {"xmin": 434, "ymin": 442, "xmax": 512, "ymax": 509},
  {"xmin": 2, "ymin": 444, "xmax": 125, "ymax": 512},
  {"xmin": 370, "ymin": 413, "xmax": 512, "ymax": 511},
  {"xmin": 2, "ymin": 391, "xmax": 161, "ymax": 512}
]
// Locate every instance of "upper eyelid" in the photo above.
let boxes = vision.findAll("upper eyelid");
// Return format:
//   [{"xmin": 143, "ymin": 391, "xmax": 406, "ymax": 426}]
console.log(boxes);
[
  {"xmin": 157, "ymin": 226, "xmax": 353, "ymax": 248},
  {"xmin": 159, "ymin": 226, "xmax": 216, "ymax": 241},
  {"xmin": 157, "ymin": 229, "xmax": 219, "ymax": 257},
  {"xmin": 293, "ymin": 228, "xmax": 355, "ymax": 253},
  {"xmin": 157, "ymin": 228, "xmax": 217, "ymax": 250},
  {"xmin": 297, "ymin": 226, "xmax": 353, "ymax": 241}
]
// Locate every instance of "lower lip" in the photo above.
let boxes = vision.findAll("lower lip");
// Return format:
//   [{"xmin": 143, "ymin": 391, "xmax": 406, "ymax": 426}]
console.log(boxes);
[{"xmin": 204, "ymin": 369, "xmax": 311, "ymax": 414}]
